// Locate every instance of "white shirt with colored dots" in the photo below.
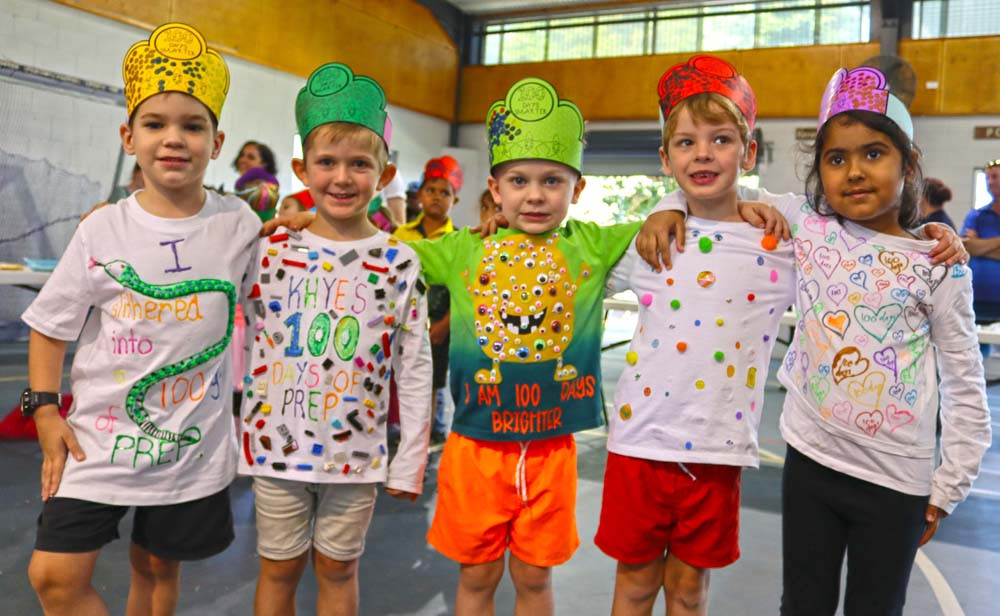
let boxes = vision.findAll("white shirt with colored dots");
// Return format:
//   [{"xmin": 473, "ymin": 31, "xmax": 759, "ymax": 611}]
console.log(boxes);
[
  {"xmin": 606, "ymin": 215, "xmax": 796, "ymax": 467},
  {"xmin": 658, "ymin": 188, "xmax": 991, "ymax": 513}
]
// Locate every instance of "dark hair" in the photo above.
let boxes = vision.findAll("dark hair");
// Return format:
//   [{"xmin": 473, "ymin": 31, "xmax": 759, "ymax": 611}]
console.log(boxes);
[
  {"xmin": 233, "ymin": 141, "xmax": 277, "ymax": 175},
  {"xmin": 804, "ymin": 110, "xmax": 922, "ymax": 229},
  {"xmin": 923, "ymin": 177, "xmax": 952, "ymax": 208}
]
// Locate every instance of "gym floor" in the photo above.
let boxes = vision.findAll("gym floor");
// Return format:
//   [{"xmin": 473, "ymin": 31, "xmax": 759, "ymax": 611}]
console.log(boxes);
[{"xmin": 1, "ymin": 320, "xmax": 998, "ymax": 615}]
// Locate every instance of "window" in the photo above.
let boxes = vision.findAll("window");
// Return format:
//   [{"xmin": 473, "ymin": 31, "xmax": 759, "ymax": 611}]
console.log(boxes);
[
  {"xmin": 477, "ymin": 1, "xmax": 872, "ymax": 65},
  {"xmin": 913, "ymin": 0, "xmax": 1000, "ymax": 38}
]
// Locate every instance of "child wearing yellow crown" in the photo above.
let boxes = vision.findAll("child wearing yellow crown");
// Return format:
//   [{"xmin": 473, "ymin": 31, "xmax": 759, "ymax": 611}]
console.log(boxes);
[{"xmin": 23, "ymin": 23, "xmax": 261, "ymax": 615}]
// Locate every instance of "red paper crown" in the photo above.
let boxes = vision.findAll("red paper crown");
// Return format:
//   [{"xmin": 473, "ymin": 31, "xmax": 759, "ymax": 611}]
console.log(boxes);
[
  {"xmin": 657, "ymin": 55, "xmax": 757, "ymax": 131},
  {"xmin": 424, "ymin": 155, "xmax": 464, "ymax": 193}
]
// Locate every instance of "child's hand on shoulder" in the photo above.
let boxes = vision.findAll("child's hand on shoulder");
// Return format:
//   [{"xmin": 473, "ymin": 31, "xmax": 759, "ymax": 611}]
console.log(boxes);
[
  {"xmin": 476, "ymin": 213, "xmax": 510, "ymax": 238},
  {"xmin": 919, "ymin": 504, "xmax": 948, "ymax": 546},
  {"xmin": 385, "ymin": 487, "xmax": 419, "ymax": 502},
  {"xmin": 737, "ymin": 201, "xmax": 791, "ymax": 241},
  {"xmin": 636, "ymin": 211, "xmax": 686, "ymax": 272},
  {"xmin": 261, "ymin": 211, "xmax": 315, "ymax": 237},
  {"xmin": 923, "ymin": 223, "xmax": 969, "ymax": 266}
]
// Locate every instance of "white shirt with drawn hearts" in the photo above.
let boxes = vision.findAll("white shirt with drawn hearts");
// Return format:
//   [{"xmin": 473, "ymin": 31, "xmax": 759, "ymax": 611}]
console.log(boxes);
[
  {"xmin": 653, "ymin": 189, "xmax": 991, "ymax": 513},
  {"xmin": 766, "ymin": 190, "xmax": 989, "ymax": 513}
]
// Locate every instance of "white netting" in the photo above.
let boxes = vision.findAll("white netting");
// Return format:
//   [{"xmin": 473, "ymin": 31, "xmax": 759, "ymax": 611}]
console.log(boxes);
[{"xmin": 0, "ymin": 75, "xmax": 118, "ymax": 340}]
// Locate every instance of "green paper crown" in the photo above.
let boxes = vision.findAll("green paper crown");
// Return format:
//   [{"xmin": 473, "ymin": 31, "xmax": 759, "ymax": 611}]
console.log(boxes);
[
  {"xmin": 295, "ymin": 63, "xmax": 392, "ymax": 146},
  {"xmin": 486, "ymin": 78, "xmax": 584, "ymax": 172}
]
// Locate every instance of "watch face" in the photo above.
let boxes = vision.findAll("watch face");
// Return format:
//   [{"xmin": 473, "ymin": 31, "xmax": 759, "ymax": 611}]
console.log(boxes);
[{"xmin": 20, "ymin": 388, "xmax": 33, "ymax": 415}]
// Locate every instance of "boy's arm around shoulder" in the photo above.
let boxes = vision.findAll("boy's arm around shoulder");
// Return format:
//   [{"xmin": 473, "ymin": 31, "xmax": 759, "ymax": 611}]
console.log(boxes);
[
  {"xmin": 385, "ymin": 248, "xmax": 433, "ymax": 499},
  {"xmin": 403, "ymin": 227, "xmax": 474, "ymax": 286},
  {"xmin": 928, "ymin": 269, "xmax": 991, "ymax": 515}
]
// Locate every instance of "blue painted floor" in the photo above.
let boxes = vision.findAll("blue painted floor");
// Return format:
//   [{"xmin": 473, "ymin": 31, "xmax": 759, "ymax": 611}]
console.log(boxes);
[{"xmin": 1, "ymin": 331, "xmax": 998, "ymax": 615}]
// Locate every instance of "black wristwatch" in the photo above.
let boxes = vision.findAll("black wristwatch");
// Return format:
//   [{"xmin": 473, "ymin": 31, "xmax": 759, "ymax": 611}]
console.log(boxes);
[{"xmin": 20, "ymin": 388, "xmax": 61, "ymax": 417}]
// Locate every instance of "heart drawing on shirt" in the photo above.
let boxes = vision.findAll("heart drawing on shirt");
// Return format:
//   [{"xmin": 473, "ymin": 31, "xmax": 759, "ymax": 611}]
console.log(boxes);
[
  {"xmin": 804, "ymin": 215, "xmax": 829, "ymax": 234},
  {"xmin": 799, "ymin": 279, "xmax": 821, "ymax": 307},
  {"xmin": 872, "ymin": 346, "xmax": 898, "ymax": 381},
  {"xmin": 832, "ymin": 401, "xmax": 853, "ymax": 424},
  {"xmin": 853, "ymin": 304, "xmax": 903, "ymax": 342},
  {"xmin": 827, "ymin": 283, "xmax": 848, "ymax": 306},
  {"xmin": 794, "ymin": 238, "xmax": 813, "ymax": 265},
  {"xmin": 890, "ymin": 288, "xmax": 909, "ymax": 303},
  {"xmin": 812, "ymin": 246, "xmax": 842, "ymax": 279},
  {"xmin": 888, "ymin": 382, "xmax": 905, "ymax": 400},
  {"xmin": 902, "ymin": 306, "xmax": 928, "ymax": 333},
  {"xmin": 855, "ymin": 409, "xmax": 884, "ymax": 437},
  {"xmin": 822, "ymin": 310, "xmax": 851, "ymax": 338},
  {"xmin": 809, "ymin": 376, "xmax": 831, "ymax": 405},
  {"xmin": 913, "ymin": 264, "xmax": 947, "ymax": 294},
  {"xmin": 878, "ymin": 251, "xmax": 910, "ymax": 275},
  {"xmin": 842, "ymin": 260, "xmax": 857, "ymax": 272},
  {"xmin": 849, "ymin": 270, "xmax": 868, "ymax": 289},
  {"xmin": 896, "ymin": 273, "xmax": 916, "ymax": 289},
  {"xmin": 846, "ymin": 371, "xmax": 886, "ymax": 408},
  {"xmin": 885, "ymin": 404, "xmax": 914, "ymax": 431},
  {"xmin": 832, "ymin": 346, "xmax": 869, "ymax": 384},
  {"xmin": 840, "ymin": 229, "xmax": 866, "ymax": 251}
]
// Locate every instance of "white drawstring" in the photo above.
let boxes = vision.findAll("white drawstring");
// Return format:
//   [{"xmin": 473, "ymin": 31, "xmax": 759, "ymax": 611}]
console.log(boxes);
[
  {"xmin": 514, "ymin": 441, "xmax": 530, "ymax": 505},
  {"xmin": 678, "ymin": 462, "xmax": 697, "ymax": 482}
]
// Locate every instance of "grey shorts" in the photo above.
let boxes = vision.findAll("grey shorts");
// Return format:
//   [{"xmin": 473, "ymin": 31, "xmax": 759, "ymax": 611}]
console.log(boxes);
[{"xmin": 252, "ymin": 477, "xmax": 377, "ymax": 561}]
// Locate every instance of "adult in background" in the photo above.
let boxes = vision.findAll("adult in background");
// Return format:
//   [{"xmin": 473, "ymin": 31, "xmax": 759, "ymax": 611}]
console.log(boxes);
[
  {"xmin": 920, "ymin": 178, "xmax": 954, "ymax": 229},
  {"xmin": 233, "ymin": 140, "xmax": 277, "ymax": 177},
  {"xmin": 961, "ymin": 159, "xmax": 1000, "ymax": 355}
]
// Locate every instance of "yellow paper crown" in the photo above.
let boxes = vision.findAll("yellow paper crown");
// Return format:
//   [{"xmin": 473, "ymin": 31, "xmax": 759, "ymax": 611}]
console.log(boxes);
[{"xmin": 122, "ymin": 23, "xmax": 230, "ymax": 121}]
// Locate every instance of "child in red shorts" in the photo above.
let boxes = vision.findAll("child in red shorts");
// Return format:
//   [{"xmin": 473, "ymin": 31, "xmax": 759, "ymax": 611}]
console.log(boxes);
[{"xmin": 595, "ymin": 56, "xmax": 796, "ymax": 615}]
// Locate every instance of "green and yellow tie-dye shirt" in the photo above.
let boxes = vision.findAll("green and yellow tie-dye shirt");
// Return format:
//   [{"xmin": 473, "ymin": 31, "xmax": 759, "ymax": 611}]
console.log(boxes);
[{"xmin": 409, "ymin": 220, "xmax": 640, "ymax": 442}]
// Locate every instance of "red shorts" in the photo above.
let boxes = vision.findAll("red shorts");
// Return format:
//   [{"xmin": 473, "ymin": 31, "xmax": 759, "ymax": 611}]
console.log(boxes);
[
  {"xmin": 427, "ymin": 432, "xmax": 579, "ymax": 567},
  {"xmin": 595, "ymin": 451, "xmax": 741, "ymax": 568}
]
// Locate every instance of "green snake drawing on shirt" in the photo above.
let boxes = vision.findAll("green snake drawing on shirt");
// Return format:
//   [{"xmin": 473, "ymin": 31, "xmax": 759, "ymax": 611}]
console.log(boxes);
[{"xmin": 100, "ymin": 259, "xmax": 235, "ymax": 445}]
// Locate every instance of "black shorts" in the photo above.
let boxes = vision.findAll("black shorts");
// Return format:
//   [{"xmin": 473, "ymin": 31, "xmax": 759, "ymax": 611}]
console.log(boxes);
[
  {"xmin": 35, "ymin": 486, "xmax": 234, "ymax": 561},
  {"xmin": 431, "ymin": 337, "xmax": 450, "ymax": 389}
]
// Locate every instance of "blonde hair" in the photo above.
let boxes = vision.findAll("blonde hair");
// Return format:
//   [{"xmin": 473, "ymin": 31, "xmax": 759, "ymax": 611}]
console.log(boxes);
[
  {"xmin": 662, "ymin": 92, "xmax": 752, "ymax": 151},
  {"xmin": 302, "ymin": 122, "xmax": 388, "ymax": 170}
]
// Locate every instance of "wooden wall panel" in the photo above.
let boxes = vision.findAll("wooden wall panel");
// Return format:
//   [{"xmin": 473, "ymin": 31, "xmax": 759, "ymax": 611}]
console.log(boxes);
[
  {"xmin": 460, "ymin": 44, "xmax": 876, "ymax": 124},
  {"xmin": 938, "ymin": 37, "xmax": 1000, "ymax": 114},
  {"xmin": 53, "ymin": 0, "xmax": 459, "ymax": 121},
  {"xmin": 898, "ymin": 39, "xmax": 942, "ymax": 115}
]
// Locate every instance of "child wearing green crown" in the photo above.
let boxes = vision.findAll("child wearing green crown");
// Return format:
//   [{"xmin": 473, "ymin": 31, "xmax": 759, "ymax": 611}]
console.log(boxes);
[
  {"xmin": 404, "ymin": 78, "xmax": 671, "ymax": 615},
  {"xmin": 23, "ymin": 23, "xmax": 261, "ymax": 615},
  {"xmin": 238, "ymin": 63, "xmax": 433, "ymax": 616}
]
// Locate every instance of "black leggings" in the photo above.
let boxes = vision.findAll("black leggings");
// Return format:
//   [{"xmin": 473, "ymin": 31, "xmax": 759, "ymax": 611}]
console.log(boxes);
[{"xmin": 780, "ymin": 445, "xmax": 929, "ymax": 616}]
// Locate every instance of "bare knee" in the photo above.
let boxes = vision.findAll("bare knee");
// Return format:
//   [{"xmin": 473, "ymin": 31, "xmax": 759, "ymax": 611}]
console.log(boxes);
[
  {"xmin": 459, "ymin": 559, "xmax": 504, "ymax": 594},
  {"xmin": 259, "ymin": 553, "xmax": 309, "ymax": 587},
  {"xmin": 663, "ymin": 563, "xmax": 709, "ymax": 610},
  {"xmin": 509, "ymin": 556, "xmax": 551, "ymax": 596},
  {"xmin": 29, "ymin": 552, "xmax": 93, "ymax": 606},
  {"xmin": 314, "ymin": 553, "xmax": 358, "ymax": 585},
  {"xmin": 131, "ymin": 552, "xmax": 179, "ymax": 583},
  {"xmin": 616, "ymin": 560, "xmax": 663, "ymax": 604}
]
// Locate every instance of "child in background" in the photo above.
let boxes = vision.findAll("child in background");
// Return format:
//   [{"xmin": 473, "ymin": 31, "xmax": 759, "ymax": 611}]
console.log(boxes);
[
  {"xmin": 23, "ymin": 23, "xmax": 260, "ymax": 615},
  {"xmin": 478, "ymin": 188, "xmax": 501, "ymax": 228},
  {"xmin": 240, "ymin": 62, "xmax": 432, "ymax": 616},
  {"xmin": 598, "ymin": 56, "xmax": 796, "ymax": 616},
  {"xmin": 408, "ymin": 78, "xmax": 646, "ymax": 616},
  {"xmin": 394, "ymin": 155, "xmax": 463, "ymax": 441}
]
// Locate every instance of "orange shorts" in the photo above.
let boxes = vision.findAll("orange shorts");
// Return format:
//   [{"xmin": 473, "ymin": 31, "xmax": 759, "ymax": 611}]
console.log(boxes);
[{"xmin": 427, "ymin": 432, "xmax": 579, "ymax": 567}]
